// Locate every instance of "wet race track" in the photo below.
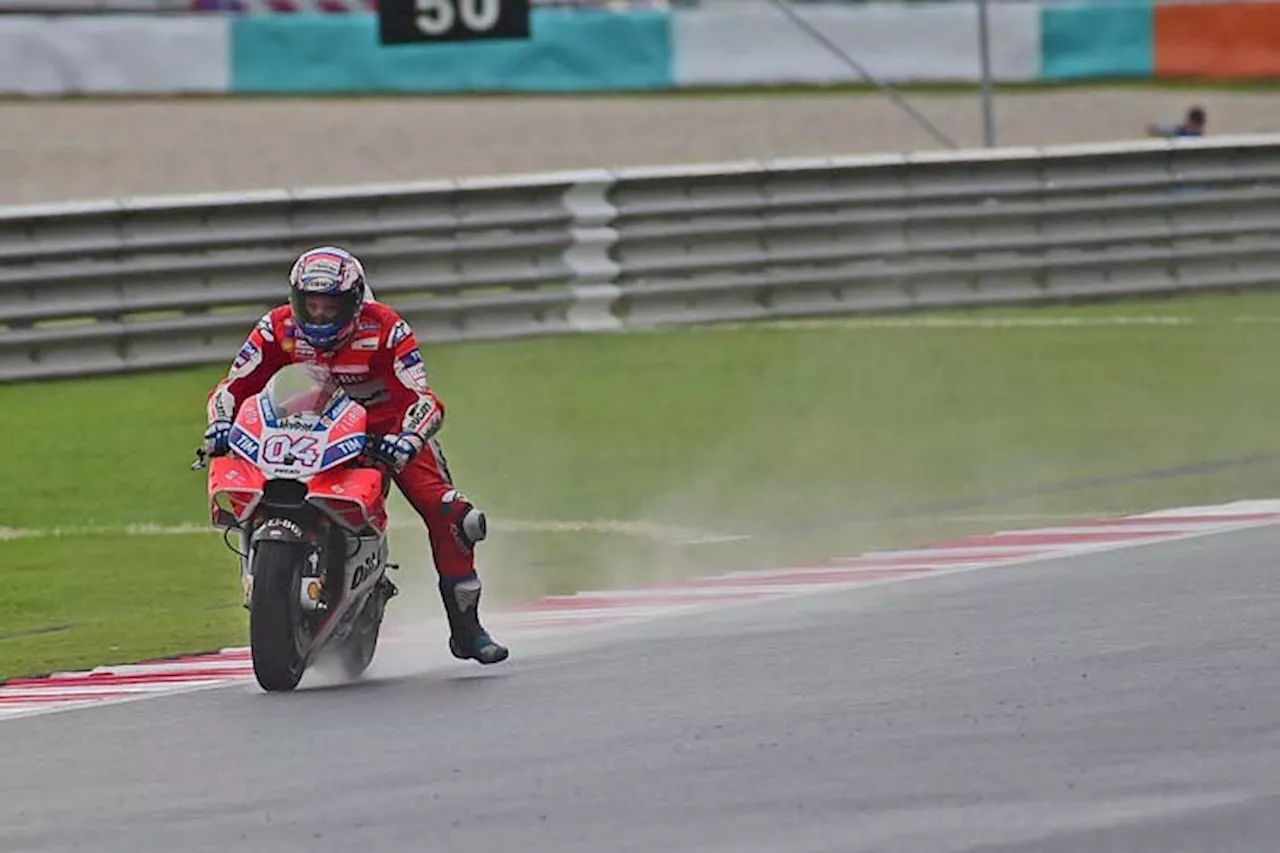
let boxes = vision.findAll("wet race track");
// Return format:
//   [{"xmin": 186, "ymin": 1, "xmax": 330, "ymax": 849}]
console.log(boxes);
[{"xmin": 3, "ymin": 521, "xmax": 1280, "ymax": 852}]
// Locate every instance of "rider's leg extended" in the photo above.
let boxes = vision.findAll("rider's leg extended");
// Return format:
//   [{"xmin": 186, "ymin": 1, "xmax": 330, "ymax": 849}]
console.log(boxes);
[{"xmin": 394, "ymin": 439, "xmax": 508, "ymax": 665}]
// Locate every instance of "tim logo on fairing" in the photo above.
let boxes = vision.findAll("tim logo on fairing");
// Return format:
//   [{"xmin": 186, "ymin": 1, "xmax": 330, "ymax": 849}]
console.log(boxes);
[{"xmin": 231, "ymin": 428, "xmax": 260, "ymax": 461}]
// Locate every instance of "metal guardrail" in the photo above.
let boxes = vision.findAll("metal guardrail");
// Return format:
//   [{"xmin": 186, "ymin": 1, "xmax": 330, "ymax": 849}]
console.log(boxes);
[{"xmin": 3, "ymin": 135, "xmax": 1279, "ymax": 383}]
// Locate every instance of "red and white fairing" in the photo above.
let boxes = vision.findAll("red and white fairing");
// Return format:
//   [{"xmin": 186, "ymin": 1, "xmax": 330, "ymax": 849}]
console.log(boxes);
[{"xmin": 207, "ymin": 366, "xmax": 389, "ymax": 536}]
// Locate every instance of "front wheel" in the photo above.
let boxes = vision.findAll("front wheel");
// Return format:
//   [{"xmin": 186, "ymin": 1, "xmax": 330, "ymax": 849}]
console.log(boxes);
[{"xmin": 249, "ymin": 540, "xmax": 309, "ymax": 692}]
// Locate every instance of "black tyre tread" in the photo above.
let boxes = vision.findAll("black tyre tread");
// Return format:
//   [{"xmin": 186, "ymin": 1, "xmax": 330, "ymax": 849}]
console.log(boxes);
[
  {"xmin": 249, "ymin": 540, "xmax": 307, "ymax": 692},
  {"xmin": 338, "ymin": 594, "xmax": 382, "ymax": 680}
]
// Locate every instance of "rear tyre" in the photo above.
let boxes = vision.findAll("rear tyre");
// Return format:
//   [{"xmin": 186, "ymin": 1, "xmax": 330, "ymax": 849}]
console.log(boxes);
[
  {"xmin": 249, "ymin": 540, "xmax": 309, "ymax": 692},
  {"xmin": 338, "ymin": 586, "xmax": 386, "ymax": 680}
]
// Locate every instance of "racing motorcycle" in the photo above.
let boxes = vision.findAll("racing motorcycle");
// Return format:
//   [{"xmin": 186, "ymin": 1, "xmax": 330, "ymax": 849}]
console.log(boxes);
[{"xmin": 192, "ymin": 362, "xmax": 398, "ymax": 692}]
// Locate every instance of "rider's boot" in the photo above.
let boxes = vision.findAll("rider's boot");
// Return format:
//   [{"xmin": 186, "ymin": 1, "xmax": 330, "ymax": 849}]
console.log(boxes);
[{"xmin": 439, "ymin": 575, "xmax": 509, "ymax": 665}]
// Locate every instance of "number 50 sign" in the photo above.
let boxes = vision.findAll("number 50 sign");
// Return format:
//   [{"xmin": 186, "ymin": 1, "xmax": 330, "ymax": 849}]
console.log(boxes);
[{"xmin": 380, "ymin": 0, "xmax": 531, "ymax": 45}]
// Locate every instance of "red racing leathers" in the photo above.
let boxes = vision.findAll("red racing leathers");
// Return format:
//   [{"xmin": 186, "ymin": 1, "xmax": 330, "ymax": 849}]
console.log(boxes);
[{"xmin": 207, "ymin": 301, "xmax": 478, "ymax": 580}]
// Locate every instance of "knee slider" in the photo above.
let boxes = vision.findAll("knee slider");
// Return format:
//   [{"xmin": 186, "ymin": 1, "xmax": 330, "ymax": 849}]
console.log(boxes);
[
  {"xmin": 460, "ymin": 507, "xmax": 487, "ymax": 548},
  {"xmin": 442, "ymin": 489, "xmax": 487, "ymax": 549}
]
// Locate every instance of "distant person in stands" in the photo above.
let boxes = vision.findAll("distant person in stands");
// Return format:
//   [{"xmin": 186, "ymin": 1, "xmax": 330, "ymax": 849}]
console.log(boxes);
[{"xmin": 1147, "ymin": 106, "xmax": 1206, "ymax": 139}]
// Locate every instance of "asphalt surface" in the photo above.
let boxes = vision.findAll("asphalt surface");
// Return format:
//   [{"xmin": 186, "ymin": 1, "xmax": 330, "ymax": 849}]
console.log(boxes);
[{"xmin": 3, "ymin": 527, "xmax": 1280, "ymax": 852}]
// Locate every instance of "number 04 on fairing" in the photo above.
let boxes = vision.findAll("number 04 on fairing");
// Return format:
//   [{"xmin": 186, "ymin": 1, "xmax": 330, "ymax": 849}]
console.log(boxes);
[{"xmin": 196, "ymin": 362, "xmax": 399, "ymax": 692}]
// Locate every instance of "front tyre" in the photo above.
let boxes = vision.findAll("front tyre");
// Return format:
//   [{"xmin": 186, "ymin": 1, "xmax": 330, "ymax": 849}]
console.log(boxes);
[{"xmin": 249, "ymin": 540, "xmax": 309, "ymax": 692}]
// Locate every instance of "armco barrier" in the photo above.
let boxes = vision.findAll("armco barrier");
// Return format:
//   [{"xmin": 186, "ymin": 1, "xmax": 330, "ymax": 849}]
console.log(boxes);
[{"xmin": 4, "ymin": 135, "xmax": 1280, "ymax": 383}]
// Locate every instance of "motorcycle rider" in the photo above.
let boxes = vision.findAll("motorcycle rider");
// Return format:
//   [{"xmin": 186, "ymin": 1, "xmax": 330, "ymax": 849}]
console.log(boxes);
[{"xmin": 202, "ymin": 246, "xmax": 508, "ymax": 666}]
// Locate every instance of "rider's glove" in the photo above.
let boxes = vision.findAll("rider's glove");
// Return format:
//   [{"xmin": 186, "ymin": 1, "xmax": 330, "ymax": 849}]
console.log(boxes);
[
  {"xmin": 372, "ymin": 433, "xmax": 424, "ymax": 473},
  {"xmin": 203, "ymin": 419, "xmax": 232, "ymax": 456}
]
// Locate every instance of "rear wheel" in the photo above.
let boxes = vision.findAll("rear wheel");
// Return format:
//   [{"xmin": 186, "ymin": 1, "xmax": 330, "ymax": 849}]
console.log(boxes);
[
  {"xmin": 249, "ymin": 540, "xmax": 309, "ymax": 692},
  {"xmin": 338, "ymin": 583, "xmax": 388, "ymax": 680}
]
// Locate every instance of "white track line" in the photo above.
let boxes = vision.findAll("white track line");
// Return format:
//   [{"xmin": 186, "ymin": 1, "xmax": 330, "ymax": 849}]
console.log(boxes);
[
  {"xmin": 0, "ymin": 517, "xmax": 746, "ymax": 545},
  {"xmin": 0, "ymin": 513, "xmax": 1133, "ymax": 545}
]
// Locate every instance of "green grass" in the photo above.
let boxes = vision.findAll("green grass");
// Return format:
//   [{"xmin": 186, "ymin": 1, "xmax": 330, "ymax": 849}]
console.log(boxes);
[
  {"xmin": 5, "ymin": 289, "xmax": 1280, "ymax": 677},
  {"xmin": 0, "ymin": 535, "xmax": 244, "ymax": 679}
]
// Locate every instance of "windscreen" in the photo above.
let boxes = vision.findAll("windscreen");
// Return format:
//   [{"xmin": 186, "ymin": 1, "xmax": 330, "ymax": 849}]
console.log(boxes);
[{"xmin": 262, "ymin": 363, "xmax": 345, "ymax": 421}]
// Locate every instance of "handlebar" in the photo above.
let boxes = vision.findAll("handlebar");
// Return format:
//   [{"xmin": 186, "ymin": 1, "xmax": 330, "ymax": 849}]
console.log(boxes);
[{"xmin": 190, "ymin": 439, "xmax": 392, "ymax": 476}]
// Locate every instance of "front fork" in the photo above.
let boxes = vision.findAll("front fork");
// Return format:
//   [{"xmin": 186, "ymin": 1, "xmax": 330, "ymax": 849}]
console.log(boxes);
[
  {"xmin": 237, "ymin": 516, "xmax": 334, "ymax": 614},
  {"xmin": 238, "ymin": 528, "xmax": 252, "ymax": 609}
]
